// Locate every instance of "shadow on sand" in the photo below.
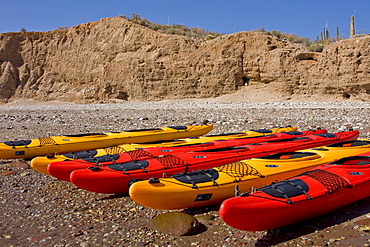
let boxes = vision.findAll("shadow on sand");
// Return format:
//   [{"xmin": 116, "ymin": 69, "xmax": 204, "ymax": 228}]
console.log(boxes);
[{"xmin": 254, "ymin": 197, "xmax": 370, "ymax": 246}]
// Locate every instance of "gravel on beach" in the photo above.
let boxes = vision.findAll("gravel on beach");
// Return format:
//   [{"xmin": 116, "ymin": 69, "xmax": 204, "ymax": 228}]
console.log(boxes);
[{"xmin": 1, "ymin": 101, "xmax": 370, "ymax": 247}]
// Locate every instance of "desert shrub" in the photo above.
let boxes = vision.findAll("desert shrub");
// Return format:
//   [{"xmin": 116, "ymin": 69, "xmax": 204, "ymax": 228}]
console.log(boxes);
[
  {"xmin": 306, "ymin": 42, "xmax": 325, "ymax": 52},
  {"xmin": 263, "ymin": 29, "xmax": 327, "ymax": 52},
  {"xmin": 129, "ymin": 13, "xmax": 221, "ymax": 39}
]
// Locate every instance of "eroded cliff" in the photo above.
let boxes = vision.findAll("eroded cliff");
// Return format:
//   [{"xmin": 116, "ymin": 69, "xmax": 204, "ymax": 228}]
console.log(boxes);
[{"xmin": 0, "ymin": 17, "xmax": 369, "ymax": 103}]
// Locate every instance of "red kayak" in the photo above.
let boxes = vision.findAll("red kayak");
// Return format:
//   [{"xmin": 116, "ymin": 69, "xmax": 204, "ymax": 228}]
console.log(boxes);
[
  {"xmin": 219, "ymin": 151, "xmax": 370, "ymax": 231},
  {"xmin": 47, "ymin": 129, "xmax": 326, "ymax": 182},
  {"xmin": 69, "ymin": 130, "xmax": 359, "ymax": 194}
]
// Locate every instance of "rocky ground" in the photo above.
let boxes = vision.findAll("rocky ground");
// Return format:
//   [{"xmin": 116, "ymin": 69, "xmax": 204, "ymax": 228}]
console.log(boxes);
[{"xmin": 1, "ymin": 100, "xmax": 370, "ymax": 247}]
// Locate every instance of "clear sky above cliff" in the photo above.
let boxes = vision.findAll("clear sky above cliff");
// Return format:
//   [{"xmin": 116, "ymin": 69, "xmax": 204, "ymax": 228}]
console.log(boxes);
[{"xmin": 1, "ymin": 0, "xmax": 368, "ymax": 40}]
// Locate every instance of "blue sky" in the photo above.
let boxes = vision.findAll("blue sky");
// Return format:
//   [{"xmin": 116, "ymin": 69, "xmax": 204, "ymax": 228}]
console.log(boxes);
[{"xmin": 0, "ymin": 0, "xmax": 368, "ymax": 40}]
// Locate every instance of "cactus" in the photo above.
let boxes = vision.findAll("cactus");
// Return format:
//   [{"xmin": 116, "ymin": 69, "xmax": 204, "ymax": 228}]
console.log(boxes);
[
  {"xmin": 350, "ymin": 15, "xmax": 355, "ymax": 37},
  {"xmin": 325, "ymin": 27, "xmax": 329, "ymax": 39},
  {"xmin": 336, "ymin": 27, "xmax": 339, "ymax": 39}
]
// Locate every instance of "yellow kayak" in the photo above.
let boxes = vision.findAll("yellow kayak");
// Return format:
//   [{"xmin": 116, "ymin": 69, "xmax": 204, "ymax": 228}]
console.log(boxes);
[
  {"xmin": 0, "ymin": 125, "xmax": 213, "ymax": 160},
  {"xmin": 129, "ymin": 139, "xmax": 370, "ymax": 210},
  {"xmin": 30, "ymin": 126, "xmax": 298, "ymax": 175}
]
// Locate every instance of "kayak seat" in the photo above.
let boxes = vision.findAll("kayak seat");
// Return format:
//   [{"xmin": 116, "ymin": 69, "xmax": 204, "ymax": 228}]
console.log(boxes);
[
  {"xmin": 258, "ymin": 152, "xmax": 318, "ymax": 160},
  {"xmin": 356, "ymin": 161, "xmax": 370, "ymax": 165},
  {"xmin": 107, "ymin": 160, "xmax": 149, "ymax": 172},
  {"xmin": 327, "ymin": 140, "xmax": 370, "ymax": 147},
  {"xmin": 350, "ymin": 140, "xmax": 370, "ymax": 146},
  {"xmin": 281, "ymin": 131, "xmax": 303, "ymax": 136},
  {"xmin": 63, "ymin": 150, "xmax": 98, "ymax": 159},
  {"xmin": 82, "ymin": 154, "xmax": 120, "ymax": 163},
  {"xmin": 173, "ymin": 169, "xmax": 219, "ymax": 188},
  {"xmin": 258, "ymin": 179, "xmax": 310, "ymax": 201},
  {"xmin": 279, "ymin": 154, "xmax": 292, "ymax": 159},
  {"xmin": 286, "ymin": 152, "xmax": 319, "ymax": 159},
  {"xmin": 167, "ymin": 126, "xmax": 188, "ymax": 130},
  {"xmin": 314, "ymin": 133, "xmax": 337, "ymax": 138},
  {"xmin": 3, "ymin": 140, "xmax": 32, "ymax": 147},
  {"xmin": 330, "ymin": 156, "xmax": 370, "ymax": 166},
  {"xmin": 250, "ymin": 129, "xmax": 273, "ymax": 134}
]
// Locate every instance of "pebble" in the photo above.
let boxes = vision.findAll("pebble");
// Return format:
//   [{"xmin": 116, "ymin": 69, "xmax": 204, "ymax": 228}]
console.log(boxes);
[
  {"xmin": 147, "ymin": 212, "xmax": 199, "ymax": 236},
  {"xmin": 0, "ymin": 101, "xmax": 370, "ymax": 247},
  {"xmin": 360, "ymin": 226, "xmax": 370, "ymax": 232},
  {"xmin": 0, "ymin": 171, "xmax": 15, "ymax": 176},
  {"xmin": 195, "ymin": 214, "xmax": 216, "ymax": 221}
]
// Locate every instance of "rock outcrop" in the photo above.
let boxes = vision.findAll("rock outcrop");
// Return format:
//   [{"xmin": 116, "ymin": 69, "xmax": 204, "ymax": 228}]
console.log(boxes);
[{"xmin": 0, "ymin": 17, "xmax": 369, "ymax": 103}]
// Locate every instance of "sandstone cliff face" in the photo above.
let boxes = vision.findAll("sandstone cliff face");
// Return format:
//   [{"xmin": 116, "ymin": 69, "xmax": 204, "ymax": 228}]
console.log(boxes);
[{"xmin": 0, "ymin": 17, "xmax": 369, "ymax": 103}]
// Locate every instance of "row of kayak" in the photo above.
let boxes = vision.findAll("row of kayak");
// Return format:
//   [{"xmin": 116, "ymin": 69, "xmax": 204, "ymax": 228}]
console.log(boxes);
[
  {"xmin": 30, "ymin": 125, "xmax": 298, "ymax": 174},
  {"xmin": 52, "ymin": 130, "xmax": 358, "ymax": 195},
  {"xmin": 10, "ymin": 124, "xmax": 370, "ymax": 232},
  {"xmin": 43, "ymin": 128, "xmax": 328, "ymax": 184},
  {"xmin": 31, "ymin": 127, "xmax": 332, "ymax": 189}
]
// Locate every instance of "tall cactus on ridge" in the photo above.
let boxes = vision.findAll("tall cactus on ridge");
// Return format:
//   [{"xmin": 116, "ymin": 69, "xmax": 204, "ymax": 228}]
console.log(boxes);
[{"xmin": 350, "ymin": 15, "xmax": 355, "ymax": 37}]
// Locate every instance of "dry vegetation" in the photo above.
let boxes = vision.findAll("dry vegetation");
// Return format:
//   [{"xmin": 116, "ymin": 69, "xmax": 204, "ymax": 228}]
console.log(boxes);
[
  {"xmin": 124, "ymin": 13, "xmax": 344, "ymax": 52},
  {"xmin": 125, "ymin": 13, "xmax": 370, "ymax": 53},
  {"xmin": 126, "ymin": 14, "xmax": 222, "ymax": 40}
]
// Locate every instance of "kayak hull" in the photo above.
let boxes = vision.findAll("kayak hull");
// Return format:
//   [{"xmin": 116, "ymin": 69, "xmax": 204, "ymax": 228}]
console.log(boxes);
[{"xmin": 219, "ymin": 154, "xmax": 370, "ymax": 231}]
